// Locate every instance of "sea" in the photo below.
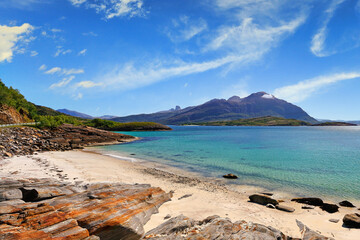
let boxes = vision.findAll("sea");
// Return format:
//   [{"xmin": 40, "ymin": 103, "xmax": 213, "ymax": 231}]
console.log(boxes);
[{"xmin": 92, "ymin": 126, "xmax": 360, "ymax": 202}]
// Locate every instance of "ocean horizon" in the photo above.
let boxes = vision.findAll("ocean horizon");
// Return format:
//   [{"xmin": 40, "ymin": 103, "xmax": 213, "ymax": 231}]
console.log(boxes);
[{"xmin": 94, "ymin": 125, "xmax": 360, "ymax": 203}]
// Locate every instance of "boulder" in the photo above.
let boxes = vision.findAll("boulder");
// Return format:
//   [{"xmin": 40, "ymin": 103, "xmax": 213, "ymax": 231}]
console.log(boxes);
[
  {"xmin": 249, "ymin": 194, "xmax": 278, "ymax": 206},
  {"xmin": 320, "ymin": 203, "xmax": 339, "ymax": 213},
  {"xmin": 296, "ymin": 220, "xmax": 334, "ymax": 240},
  {"xmin": 222, "ymin": 174, "xmax": 238, "ymax": 179},
  {"xmin": 276, "ymin": 204, "xmax": 295, "ymax": 213},
  {"xmin": 343, "ymin": 213, "xmax": 360, "ymax": 228},
  {"xmin": 144, "ymin": 215, "xmax": 286, "ymax": 239},
  {"xmin": 0, "ymin": 178, "xmax": 172, "ymax": 240},
  {"xmin": 329, "ymin": 219, "xmax": 339, "ymax": 223},
  {"xmin": 291, "ymin": 197, "xmax": 323, "ymax": 206},
  {"xmin": 339, "ymin": 200, "xmax": 356, "ymax": 208}
]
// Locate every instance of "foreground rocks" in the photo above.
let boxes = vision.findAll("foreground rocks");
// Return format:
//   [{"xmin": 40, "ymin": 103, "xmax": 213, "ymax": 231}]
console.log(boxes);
[
  {"xmin": 143, "ymin": 215, "xmax": 332, "ymax": 240},
  {"xmin": 0, "ymin": 178, "xmax": 172, "ymax": 239},
  {"xmin": 292, "ymin": 197, "xmax": 340, "ymax": 213},
  {"xmin": 343, "ymin": 213, "xmax": 360, "ymax": 228},
  {"xmin": 0, "ymin": 124, "xmax": 136, "ymax": 158}
]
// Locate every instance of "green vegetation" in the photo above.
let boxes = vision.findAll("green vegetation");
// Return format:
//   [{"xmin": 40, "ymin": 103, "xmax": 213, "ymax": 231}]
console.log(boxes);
[
  {"xmin": 0, "ymin": 80, "xmax": 37, "ymax": 118},
  {"xmin": 185, "ymin": 116, "xmax": 311, "ymax": 126},
  {"xmin": 86, "ymin": 118, "xmax": 172, "ymax": 131},
  {"xmin": 313, "ymin": 122, "xmax": 356, "ymax": 126},
  {"xmin": 34, "ymin": 115, "xmax": 82, "ymax": 129}
]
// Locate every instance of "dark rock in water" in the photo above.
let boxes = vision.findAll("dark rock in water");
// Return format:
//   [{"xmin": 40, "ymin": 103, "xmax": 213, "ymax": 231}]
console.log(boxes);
[
  {"xmin": 249, "ymin": 194, "xmax": 278, "ymax": 206},
  {"xmin": 329, "ymin": 219, "xmax": 339, "ymax": 223},
  {"xmin": 0, "ymin": 178, "xmax": 172, "ymax": 239},
  {"xmin": 296, "ymin": 220, "xmax": 334, "ymax": 240},
  {"xmin": 222, "ymin": 173, "xmax": 238, "ymax": 179},
  {"xmin": 291, "ymin": 197, "xmax": 323, "ymax": 206},
  {"xmin": 343, "ymin": 213, "xmax": 360, "ymax": 228},
  {"xmin": 144, "ymin": 215, "xmax": 286, "ymax": 239},
  {"xmin": 339, "ymin": 200, "xmax": 356, "ymax": 208},
  {"xmin": 320, "ymin": 203, "xmax": 339, "ymax": 213},
  {"xmin": 276, "ymin": 204, "xmax": 295, "ymax": 213}
]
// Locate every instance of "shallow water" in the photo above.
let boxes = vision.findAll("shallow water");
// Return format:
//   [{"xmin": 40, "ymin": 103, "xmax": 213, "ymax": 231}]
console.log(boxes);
[{"xmin": 94, "ymin": 126, "xmax": 360, "ymax": 202}]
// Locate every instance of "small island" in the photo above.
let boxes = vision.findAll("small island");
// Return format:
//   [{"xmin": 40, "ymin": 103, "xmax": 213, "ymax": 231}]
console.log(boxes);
[{"xmin": 183, "ymin": 116, "xmax": 358, "ymax": 127}]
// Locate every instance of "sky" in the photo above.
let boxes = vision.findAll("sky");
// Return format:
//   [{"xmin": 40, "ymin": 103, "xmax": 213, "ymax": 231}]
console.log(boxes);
[{"xmin": 1, "ymin": 0, "xmax": 360, "ymax": 120}]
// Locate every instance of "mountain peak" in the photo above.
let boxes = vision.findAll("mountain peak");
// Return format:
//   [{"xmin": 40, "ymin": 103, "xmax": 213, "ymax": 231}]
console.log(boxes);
[{"xmin": 228, "ymin": 96, "xmax": 242, "ymax": 103}]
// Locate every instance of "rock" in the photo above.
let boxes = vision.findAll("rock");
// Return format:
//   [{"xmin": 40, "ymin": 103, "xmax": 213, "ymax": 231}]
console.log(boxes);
[
  {"xmin": 0, "ymin": 189, "xmax": 23, "ymax": 201},
  {"xmin": 222, "ymin": 174, "xmax": 238, "ymax": 179},
  {"xmin": 329, "ymin": 219, "xmax": 339, "ymax": 223},
  {"xmin": 339, "ymin": 200, "xmax": 356, "ymax": 208},
  {"xmin": 343, "ymin": 213, "xmax": 360, "ymax": 228},
  {"xmin": 260, "ymin": 192, "xmax": 273, "ymax": 196},
  {"xmin": 320, "ymin": 203, "xmax": 339, "ymax": 213},
  {"xmin": 249, "ymin": 194, "xmax": 278, "ymax": 206},
  {"xmin": 296, "ymin": 220, "xmax": 334, "ymax": 240},
  {"xmin": 291, "ymin": 197, "xmax": 323, "ymax": 206},
  {"xmin": 0, "ymin": 178, "xmax": 172, "ymax": 239},
  {"xmin": 178, "ymin": 194, "xmax": 192, "ymax": 200},
  {"xmin": 164, "ymin": 214, "xmax": 171, "ymax": 220},
  {"xmin": 266, "ymin": 203, "xmax": 276, "ymax": 209},
  {"xmin": 276, "ymin": 204, "xmax": 295, "ymax": 213},
  {"xmin": 144, "ymin": 215, "xmax": 287, "ymax": 239},
  {"xmin": 302, "ymin": 205, "xmax": 315, "ymax": 209}
]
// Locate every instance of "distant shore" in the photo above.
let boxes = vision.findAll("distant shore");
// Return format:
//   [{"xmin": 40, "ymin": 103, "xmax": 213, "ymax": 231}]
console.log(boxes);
[{"xmin": 1, "ymin": 149, "xmax": 359, "ymax": 239}]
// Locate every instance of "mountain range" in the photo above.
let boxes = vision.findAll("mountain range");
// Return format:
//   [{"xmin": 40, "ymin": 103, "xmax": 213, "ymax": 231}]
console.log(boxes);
[{"xmin": 61, "ymin": 92, "xmax": 319, "ymax": 124}]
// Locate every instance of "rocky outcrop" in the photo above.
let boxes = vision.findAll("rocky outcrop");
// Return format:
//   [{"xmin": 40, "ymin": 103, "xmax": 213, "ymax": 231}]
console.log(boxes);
[
  {"xmin": 291, "ymin": 197, "xmax": 323, "ymax": 206},
  {"xmin": 144, "ymin": 215, "xmax": 332, "ymax": 240},
  {"xmin": 339, "ymin": 200, "xmax": 356, "ymax": 208},
  {"xmin": 343, "ymin": 213, "xmax": 360, "ymax": 228},
  {"xmin": 0, "ymin": 178, "xmax": 172, "ymax": 240},
  {"xmin": 249, "ymin": 194, "xmax": 279, "ymax": 206},
  {"xmin": 0, "ymin": 105, "xmax": 29, "ymax": 124},
  {"xmin": 296, "ymin": 220, "xmax": 334, "ymax": 240},
  {"xmin": 0, "ymin": 124, "xmax": 136, "ymax": 158}
]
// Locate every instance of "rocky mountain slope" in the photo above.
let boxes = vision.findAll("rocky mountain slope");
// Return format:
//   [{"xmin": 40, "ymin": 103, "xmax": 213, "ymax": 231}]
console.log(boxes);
[
  {"xmin": 57, "ymin": 109, "xmax": 94, "ymax": 119},
  {"xmin": 111, "ymin": 92, "xmax": 317, "ymax": 124}
]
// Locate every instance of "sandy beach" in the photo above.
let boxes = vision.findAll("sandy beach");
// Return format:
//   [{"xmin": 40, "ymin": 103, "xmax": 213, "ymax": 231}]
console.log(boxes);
[{"xmin": 1, "ymin": 149, "xmax": 359, "ymax": 240}]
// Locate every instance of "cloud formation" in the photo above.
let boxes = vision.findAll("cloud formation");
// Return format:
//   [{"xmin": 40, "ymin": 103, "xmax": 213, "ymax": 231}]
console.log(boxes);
[
  {"xmin": 0, "ymin": 23, "xmax": 33, "ymax": 62},
  {"xmin": 310, "ymin": 0, "xmax": 345, "ymax": 57},
  {"xmin": 273, "ymin": 72, "xmax": 360, "ymax": 102},
  {"xmin": 69, "ymin": 0, "xmax": 145, "ymax": 19},
  {"xmin": 166, "ymin": 16, "xmax": 208, "ymax": 42},
  {"xmin": 42, "ymin": 66, "xmax": 84, "ymax": 75},
  {"xmin": 50, "ymin": 76, "xmax": 75, "ymax": 89}
]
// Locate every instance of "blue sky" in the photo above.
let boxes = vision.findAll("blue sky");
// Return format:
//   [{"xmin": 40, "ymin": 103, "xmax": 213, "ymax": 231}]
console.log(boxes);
[{"xmin": 1, "ymin": 0, "xmax": 360, "ymax": 120}]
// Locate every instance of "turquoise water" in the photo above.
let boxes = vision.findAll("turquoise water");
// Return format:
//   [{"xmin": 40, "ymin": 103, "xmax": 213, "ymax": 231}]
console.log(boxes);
[{"xmin": 95, "ymin": 126, "xmax": 360, "ymax": 201}]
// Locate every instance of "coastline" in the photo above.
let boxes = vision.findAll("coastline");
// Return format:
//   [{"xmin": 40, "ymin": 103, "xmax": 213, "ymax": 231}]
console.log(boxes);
[{"xmin": 1, "ymin": 149, "xmax": 359, "ymax": 239}]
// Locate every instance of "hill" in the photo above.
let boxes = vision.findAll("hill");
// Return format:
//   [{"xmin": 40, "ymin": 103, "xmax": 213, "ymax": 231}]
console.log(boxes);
[
  {"xmin": 111, "ymin": 92, "xmax": 317, "ymax": 124},
  {"xmin": 57, "ymin": 109, "xmax": 93, "ymax": 119},
  {"xmin": 188, "ymin": 116, "xmax": 311, "ymax": 126}
]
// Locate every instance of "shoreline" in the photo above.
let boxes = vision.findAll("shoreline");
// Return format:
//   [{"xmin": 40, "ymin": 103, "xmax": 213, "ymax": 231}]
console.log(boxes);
[{"xmin": 1, "ymin": 149, "xmax": 359, "ymax": 239}]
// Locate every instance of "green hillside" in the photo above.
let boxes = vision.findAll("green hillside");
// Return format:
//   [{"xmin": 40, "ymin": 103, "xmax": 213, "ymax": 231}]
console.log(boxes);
[{"xmin": 186, "ymin": 116, "xmax": 311, "ymax": 126}]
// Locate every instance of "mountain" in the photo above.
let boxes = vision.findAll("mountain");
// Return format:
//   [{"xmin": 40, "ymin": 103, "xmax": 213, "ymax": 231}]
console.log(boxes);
[
  {"xmin": 110, "ymin": 92, "xmax": 317, "ymax": 124},
  {"xmin": 57, "ymin": 109, "xmax": 94, "ymax": 119}
]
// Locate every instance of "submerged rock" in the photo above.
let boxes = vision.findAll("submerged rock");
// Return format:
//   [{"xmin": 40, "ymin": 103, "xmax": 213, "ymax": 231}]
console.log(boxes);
[
  {"xmin": 343, "ymin": 213, "xmax": 360, "ymax": 228},
  {"xmin": 249, "ymin": 194, "xmax": 279, "ymax": 206},
  {"xmin": 222, "ymin": 174, "xmax": 238, "ymax": 179},
  {"xmin": 339, "ymin": 200, "xmax": 356, "ymax": 208}
]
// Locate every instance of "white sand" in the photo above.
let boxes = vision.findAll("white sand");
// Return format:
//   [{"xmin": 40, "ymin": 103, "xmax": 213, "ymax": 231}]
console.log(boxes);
[{"xmin": 1, "ymin": 150, "xmax": 359, "ymax": 240}]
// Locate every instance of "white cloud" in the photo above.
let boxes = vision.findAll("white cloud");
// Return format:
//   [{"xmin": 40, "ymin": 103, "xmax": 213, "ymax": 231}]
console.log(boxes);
[
  {"xmin": 166, "ymin": 16, "xmax": 208, "ymax": 42},
  {"xmin": 78, "ymin": 49, "xmax": 87, "ymax": 56},
  {"xmin": 62, "ymin": 68, "xmax": 85, "ymax": 75},
  {"xmin": 310, "ymin": 0, "xmax": 345, "ymax": 57},
  {"xmin": 45, "ymin": 67, "xmax": 62, "ymax": 74},
  {"xmin": 273, "ymin": 72, "xmax": 360, "ymax": 102},
  {"xmin": 30, "ymin": 50, "xmax": 38, "ymax": 56},
  {"xmin": 69, "ymin": 0, "xmax": 145, "ymax": 19},
  {"xmin": 54, "ymin": 47, "xmax": 72, "ymax": 57},
  {"xmin": 73, "ymin": 92, "xmax": 83, "ymax": 100},
  {"xmin": 50, "ymin": 76, "xmax": 75, "ymax": 89},
  {"xmin": 39, "ymin": 64, "xmax": 46, "ymax": 71},
  {"xmin": 0, "ymin": 23, "xmax": 33, "ymax": 62},
  {"xmin": 76, "ymin": 81, "xmax": 102, "ymax": 88},
  {"xmin": 82, "ymin": 31, "xmax": 98, "ymax": 37},
  {"xmin": 42, "ymin": 66, "xmax": 84, "ymax": 75}
]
